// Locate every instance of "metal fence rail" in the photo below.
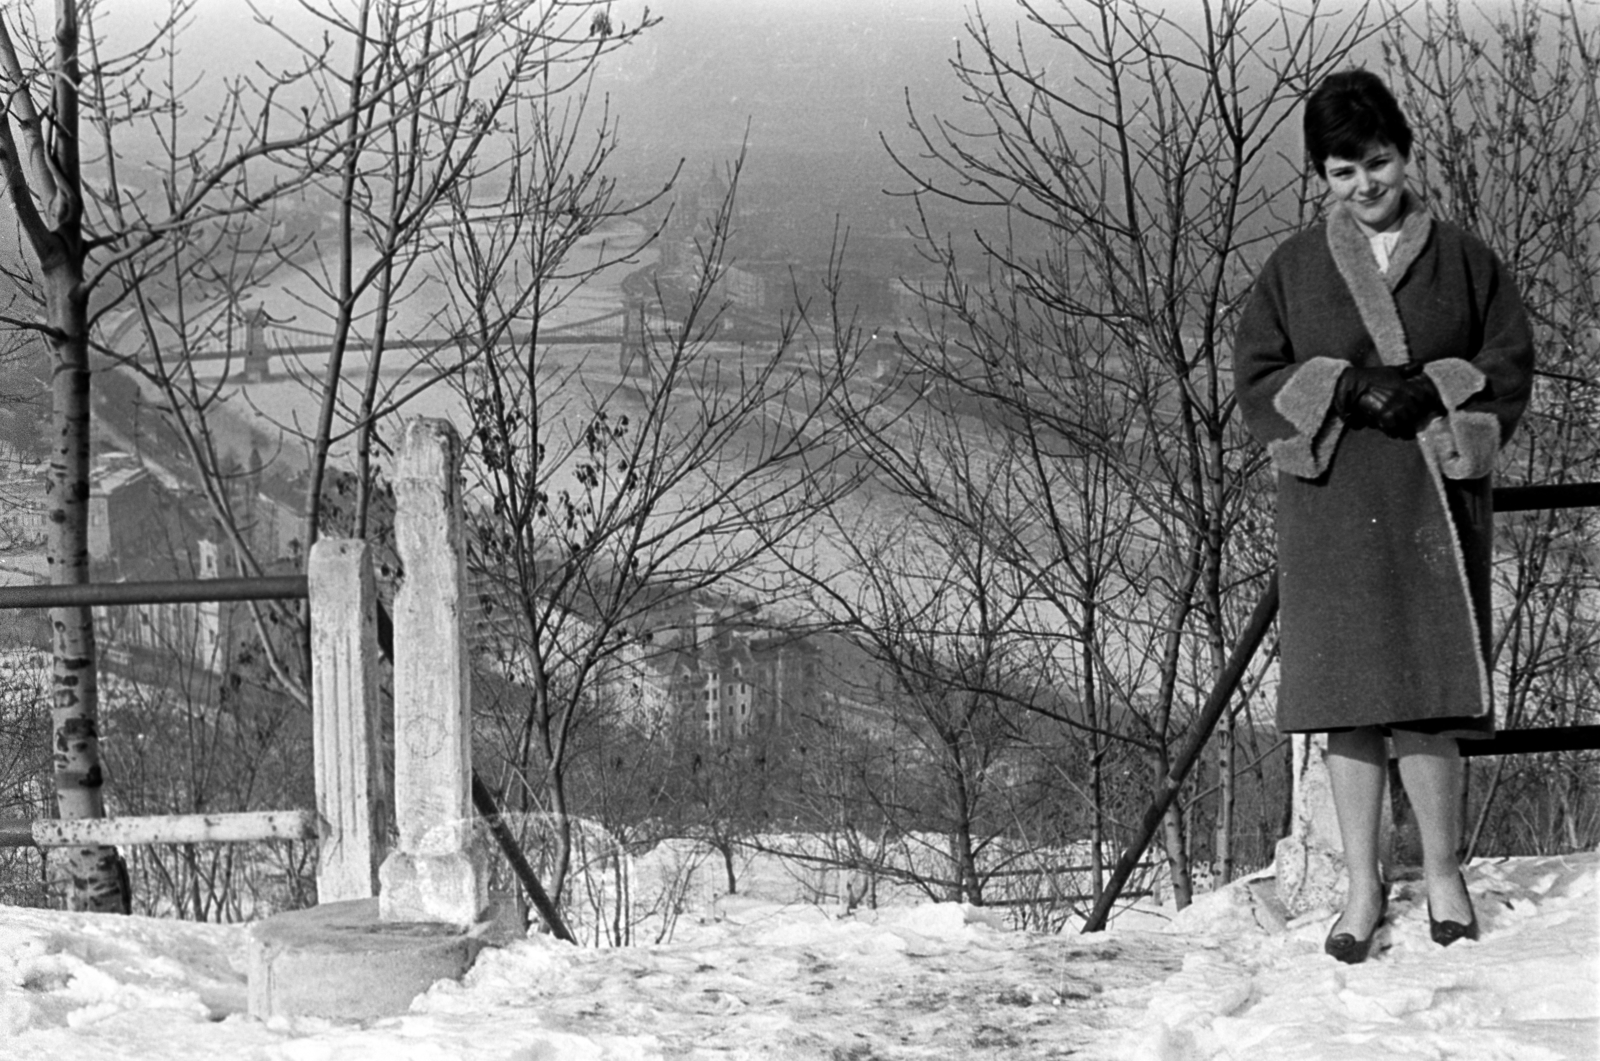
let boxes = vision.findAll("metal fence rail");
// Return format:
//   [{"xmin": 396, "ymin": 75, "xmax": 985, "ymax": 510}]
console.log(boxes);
[
  {"xmin": 0, "ymin": 575, "xmax": 323, "ymax": 857},
  {"xmin": 1490, "ymin": 482, "xmax": 1600, "ymax": 512},
  {"xmin": 1459, "ymin": 724, "xmax": 1600, "ymax": 757},
  {"xmin": 0, "ymin": 810, "xmax": 318, "ymax": 848},
  {"xmin": 0, "ymin": 575, "xmax": 307, "ymax": 609}
]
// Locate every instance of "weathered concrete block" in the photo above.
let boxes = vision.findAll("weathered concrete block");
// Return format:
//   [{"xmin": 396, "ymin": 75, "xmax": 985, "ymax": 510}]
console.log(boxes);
[
  {"xmin": 1273, "ymin": 832, "xmax": 1348, "ymax": 917},
  {"xmin": 381, "ymin": 418, "xmax": 487, "ymax": 927},
  {"xmin": 378, "ymin": 833, "xmax": 492, "ymax": 926},
  {"xmin": 309, "ymin": 538, "xmax": 385, "ymax": 903},
  {"xmin": 247, "ymin": 898, "xmax": 480, "ymax": 1022},
  {"xmin": 1273, "ymin": 733, "xmax": 1394, "ymax": 917}
]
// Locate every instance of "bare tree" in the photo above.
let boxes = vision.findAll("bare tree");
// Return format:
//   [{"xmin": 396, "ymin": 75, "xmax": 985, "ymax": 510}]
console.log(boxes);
[
  {"xmin": 0, "ymin": 0, "xmax": 145, "ymax": 911},
  {"xmin": 101, "ymin": 0, "xmax": 653, "ymax": 708},
  {"xmin": 871, "ymin": 0, "xmax": 1371, "ymax": 907},
  {"xmin": 0, "ymin": 644, "xmax": 49, "ymax": 906},
  {"xmin": 452, "ymin": 152, "xmax": 863, "ymax": 915},
  {"xmin": 762, "ymin": 329, "xmax": 1068, "ymax": 904},
  {"xmin": 0, "ymin": 0, "xmax": 646, "ymax": 910}
]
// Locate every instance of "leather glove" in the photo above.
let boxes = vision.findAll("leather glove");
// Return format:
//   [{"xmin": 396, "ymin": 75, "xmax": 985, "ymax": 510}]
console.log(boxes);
[
  {"xmin": 1335, "ymin": 364, "xmax": 1444, "ymax": 438},
  {"xmin": 1333, "ymin": 365, "xmax": 1407, "ymax": 428},
  {"xmin": 1376, "ymin": 373, "xmax": 1444, "ymax": 438}
]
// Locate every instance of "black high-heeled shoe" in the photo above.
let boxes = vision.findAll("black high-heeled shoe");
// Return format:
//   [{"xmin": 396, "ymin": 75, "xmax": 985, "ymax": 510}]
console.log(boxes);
[
  {"xmin": 1428, "ymin": 871, "xmax": 1479, "ymax": 946},
  {"xmin": 1325, "ymin": 884, "xmax": 1389, "ymax": 965}
]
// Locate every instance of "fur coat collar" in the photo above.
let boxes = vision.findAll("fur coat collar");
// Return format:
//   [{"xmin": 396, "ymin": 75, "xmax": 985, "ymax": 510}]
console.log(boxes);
[{"xmin": 1324, "ymin": 191, "xmax": 1434, "ymax": 367}]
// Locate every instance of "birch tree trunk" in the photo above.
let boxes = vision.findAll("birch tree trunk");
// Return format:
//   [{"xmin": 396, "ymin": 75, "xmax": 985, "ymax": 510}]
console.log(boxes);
[
  {"xmin": 44, "ymin": 242, "xmax": 124, "ymax": 914},
  {"xmin": 0, "ymin": 3, "xmax": 126, "ymax": 913}
]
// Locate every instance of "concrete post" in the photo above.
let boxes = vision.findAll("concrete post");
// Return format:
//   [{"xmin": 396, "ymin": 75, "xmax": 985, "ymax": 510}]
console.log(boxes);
[
  {"xmin": 244, "ymin": 306, "xmax": 271, "ymax": 381},
  {"xmin": 378, "ymin": 418, "xmax": 488, "ymax": 927},
  {"xmin": 1273, "ymin": 733, "xmax": 1393, "ymax": 916},
  {"xmin": 309, "ymin": 538, "xmax": 386, "ymax": 903}
]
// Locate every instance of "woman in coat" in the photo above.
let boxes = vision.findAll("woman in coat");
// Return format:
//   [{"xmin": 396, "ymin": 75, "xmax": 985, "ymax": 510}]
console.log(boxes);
[{"xmin": 1233, "ymin": 70, "xmax": 1534, "ymax": 964}]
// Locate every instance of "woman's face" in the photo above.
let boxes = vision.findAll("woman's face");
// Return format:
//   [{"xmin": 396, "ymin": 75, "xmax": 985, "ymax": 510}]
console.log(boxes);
[{"xmin": 1323, "ymin": 141, "xmax": 1408, "ymax": 235}]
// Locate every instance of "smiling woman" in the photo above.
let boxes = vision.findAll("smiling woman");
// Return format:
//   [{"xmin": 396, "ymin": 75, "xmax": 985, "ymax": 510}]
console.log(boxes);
[
  {"xmin": 1322, "ymin": 144, "xmax": 1408, "ymax": 237},
  {"xmin": 1233, "ymin": 68, "xmax": 1535, "ymax": 967}
]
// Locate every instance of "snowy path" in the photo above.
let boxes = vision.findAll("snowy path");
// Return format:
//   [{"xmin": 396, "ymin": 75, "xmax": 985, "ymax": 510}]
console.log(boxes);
[
  {"xmin": 1130, "ymin": 853, "xmax": 1598, "ymax": 1059},
  {"xmin": 0, "ymin": 854, "xmax": 1594, "ymax": 1060},
  {"xmin": 0, "ymin": 899, "xmax": 1196, "ymax": 1060},
  {"xmin": 421, "ymin": 902, "xmax": 1194, "ymax": 1059}
]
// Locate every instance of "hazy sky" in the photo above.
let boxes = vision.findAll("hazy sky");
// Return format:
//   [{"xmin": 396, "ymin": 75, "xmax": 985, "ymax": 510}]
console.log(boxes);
[
  {"xmin": 86, "ymin": 0, "xmax": 980, "ymax": 194},
  {"xmin": 1, "ymin": 0, "xmax": 1510, "ymax": 269},
  {"xmin": 0, "ymin": 0, "xmax": 977, "ymax": 262}
]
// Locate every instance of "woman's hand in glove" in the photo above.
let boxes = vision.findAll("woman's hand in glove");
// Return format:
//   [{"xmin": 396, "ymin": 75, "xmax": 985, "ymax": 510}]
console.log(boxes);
[
  {"xmin": 1335, "ymin": 365, "xmax": 1443, "ymax": 438},
  {"xmin": 1377, "ymin": 374, "xmax": 1444, "ymax": 438},
  {"xmin": 1334, "ymin": 365, "xmax": 1408, "ymax": 428}
]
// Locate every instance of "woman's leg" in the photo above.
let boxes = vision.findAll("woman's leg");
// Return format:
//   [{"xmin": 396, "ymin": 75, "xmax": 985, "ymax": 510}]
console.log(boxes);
[
  {"xmin": 1392, "ymin": 729, "xmax": 1474, "ymax": 924},
  {"xmin": 1326, "ymin": 726, "xmax": 1389, "ymax": 934}
]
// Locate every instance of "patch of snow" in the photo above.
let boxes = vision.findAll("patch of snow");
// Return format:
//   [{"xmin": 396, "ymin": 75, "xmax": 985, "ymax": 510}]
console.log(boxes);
[
  {"xmin": 0, "ymin": 853, "xmax": 1593, "ymax": 1060},
  {"xmin": 1121, "ymin": 854, "xmax": 1599, "ymax": 1061}
]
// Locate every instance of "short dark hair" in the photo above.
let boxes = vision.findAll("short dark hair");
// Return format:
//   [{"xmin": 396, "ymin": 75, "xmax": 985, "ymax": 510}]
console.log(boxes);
[{"xmin": 1304, "ymin": 69, "xmax": 1413, "ymax": 178}]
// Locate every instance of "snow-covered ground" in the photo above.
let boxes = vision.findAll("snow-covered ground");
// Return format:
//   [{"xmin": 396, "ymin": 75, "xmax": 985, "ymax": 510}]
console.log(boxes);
[{"xmin": 0, "ymin": 853, "xmax": 1594, "ymax": 1060}]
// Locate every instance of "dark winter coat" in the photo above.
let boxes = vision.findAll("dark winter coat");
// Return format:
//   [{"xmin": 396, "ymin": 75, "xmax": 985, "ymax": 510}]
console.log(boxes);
[{"xmin": 1234, "ymin": 194, "xmax": 1534, "ymax": 735}]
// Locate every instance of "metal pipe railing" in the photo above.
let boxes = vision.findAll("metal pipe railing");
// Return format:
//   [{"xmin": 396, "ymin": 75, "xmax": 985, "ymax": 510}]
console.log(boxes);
[
  {"xmin": 0, "ymin": 809, "xmax": 318, "ymax": 848},
  {"xmin": 0, "ymin": 575, "xmax": 307, "ymax": 609},
  {"xmin": 1459, "ymin": 724, "xmax": 1600, "ymax": 757},
  {"xmin": 1491, "ymin": 482, "xmax": 1600, "ymax": 512},
  {"xmin": 1080, "ymin": 573, "xmax": 1280, "ymax": 933}
]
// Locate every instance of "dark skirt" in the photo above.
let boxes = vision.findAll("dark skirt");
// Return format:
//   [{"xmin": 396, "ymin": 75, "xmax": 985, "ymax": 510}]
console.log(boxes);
[{"xmin": 1275, "ymin": 426, "xmax": 1494, "ymax": 737}]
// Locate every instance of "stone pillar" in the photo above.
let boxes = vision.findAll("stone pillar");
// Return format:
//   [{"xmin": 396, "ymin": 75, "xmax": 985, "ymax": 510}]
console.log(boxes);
[
  {"xmin": 309, "ymin": 538, "xmax": 386, "ymax": 903},
  {"xmin": 378, "ymin": 418, "xmax": 488, "ymax": 927},
  {"xmin": 244, "ymin": 306, "xmax": 272, "ymax": 381},
  {"xmin": 196, "ymin": 538, "xmax": 222, "ymax": 673},
  {"xmin": 619, "ymin": 296, "xmax": 648, "ymax": 377},
  {"xmin": 1273, "ymin": 733, "xmax": 1393, "ymax": 916}
]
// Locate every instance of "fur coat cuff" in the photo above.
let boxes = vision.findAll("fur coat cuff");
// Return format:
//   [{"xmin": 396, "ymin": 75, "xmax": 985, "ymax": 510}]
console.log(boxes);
[
  {"xmin": 1421, "ymin": 358, "xmax": 1501, "ymax": 479},
  {"xmin": 1268, "ymin": 356, "xmax": 1348, "ymax": 478}
]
